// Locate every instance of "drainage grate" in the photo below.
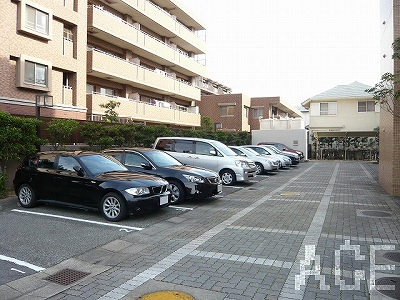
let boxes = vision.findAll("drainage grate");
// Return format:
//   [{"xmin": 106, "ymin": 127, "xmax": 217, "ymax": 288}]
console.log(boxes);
[
  {"xmin": 45, "ymin": 268, "xmax": 90, "ymax": 285},
  {"xmin": 361, "ymin": 210, "xmax": 392, "ymax": 217},
  {"xmin": 384, "ymin": 252, "xmax": 400, "ymax": 263},
  {"xmin": 375, "ymin": 277, "xmax": 400, "ymax": 299}
]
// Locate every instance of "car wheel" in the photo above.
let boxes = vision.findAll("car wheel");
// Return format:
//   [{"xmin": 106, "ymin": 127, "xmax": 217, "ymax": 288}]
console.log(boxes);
[
  {"xmin": 168, "ymin": 180, "xmax": 185, "ymax": 204},
  {"xmin": 220, "ymin": 169, "xmax": 236, "ymax": 186},
  {"xmin": 255, "ymin": 163, "xmax": 264, "ymax": 175},
  {"xmin": 101, "ymin": 193, "xmax": 126, "ymax": 222},
  {"xmin": 18, "ymin": 184, "xmax": 37, "ymax": 208}
]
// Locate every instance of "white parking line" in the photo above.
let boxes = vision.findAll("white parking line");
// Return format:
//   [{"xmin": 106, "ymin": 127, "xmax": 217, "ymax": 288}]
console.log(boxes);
[
  {"xmin": 11, "ymin": 209, "xmax": 143, "ymax": 231},
  {"xmin": 168, "ymin": 205, "xmax": 194, "ymax": 211},
  {"xmin": 0, "ymin": 255, "xmax": 44, "ymax": 272}
]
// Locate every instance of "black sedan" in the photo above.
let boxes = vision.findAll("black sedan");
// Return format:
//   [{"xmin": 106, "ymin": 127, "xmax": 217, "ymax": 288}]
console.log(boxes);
[
  {"xmin": 103, "ymin": 148, "xmax": 222, "ymax": 204},
  {"xmin": 13, "ymin": 151, "xmax": 170, "ymax": 221}
]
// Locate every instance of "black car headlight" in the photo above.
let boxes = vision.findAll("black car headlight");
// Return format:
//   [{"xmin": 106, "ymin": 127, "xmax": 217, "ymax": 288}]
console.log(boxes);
[
  {"xmin": 125, "ymin": 187, "xmax": 150, "ymax": 196},
  {"xmin": 183, "ymin": 174, "xmax": 205, "ymax": 183}
]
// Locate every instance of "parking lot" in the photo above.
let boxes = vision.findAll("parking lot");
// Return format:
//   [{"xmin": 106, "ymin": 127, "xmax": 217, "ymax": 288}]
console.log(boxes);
[
  {"xmin": 0, "ymin": 172, "xmax": 263, "ymax": 285},
  {"xmin": 2, "ymin": 161, "xmax": 400, "ymax": 300}
]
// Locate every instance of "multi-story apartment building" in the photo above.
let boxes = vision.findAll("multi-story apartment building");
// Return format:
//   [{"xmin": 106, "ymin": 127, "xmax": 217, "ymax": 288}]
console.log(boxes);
[
  {"xmin": 379, "ymin": 0, "xmax": 400, "ymax": 195},
  {"xmin": 1, "ymin": 0, "xmax": 88, "ymax": 121},
  {"xmin": 1, "ymin": 0, "xmax": 207, "ymax": 129},
  {"xmin": 198, "ymin": 94, "xmax": 302, "ymax": 132},
  {"xmin": 86, "ymin": 0, "xmax": 206, "ymax": 127},
  {"xmin": 249, "ymin": 96, "xmax": 302, "ymax": 130}
]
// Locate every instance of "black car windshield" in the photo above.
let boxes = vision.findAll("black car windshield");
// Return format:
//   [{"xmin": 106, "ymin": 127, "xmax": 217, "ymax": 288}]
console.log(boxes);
[
  {"xmin": 80, "ymin": 154, "xmax": 128, "ymax": 176},
  {"xmin": 145, "ymin": 151, "xmax": 182, "ymax": 167}
]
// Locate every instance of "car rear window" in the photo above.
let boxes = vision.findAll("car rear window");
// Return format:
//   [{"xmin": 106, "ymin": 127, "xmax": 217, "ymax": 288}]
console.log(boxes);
[{"xmin": 30, "ymin": 154, "xmax": 56, "ymax": 169}]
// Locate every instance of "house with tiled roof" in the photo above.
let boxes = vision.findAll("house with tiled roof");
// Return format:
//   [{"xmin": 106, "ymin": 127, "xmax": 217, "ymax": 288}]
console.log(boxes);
[{"xmin": 301, "ymin": 81, "xmax": 380, "ymax": 140}]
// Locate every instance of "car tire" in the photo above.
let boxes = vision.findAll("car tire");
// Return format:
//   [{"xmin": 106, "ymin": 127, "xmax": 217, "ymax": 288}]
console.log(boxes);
[
  {"xmin": 18, "ymin": 184, "xmax": 37, "ymax": 208},
  {"xmin": 101, "ymin": 192, "xmax": 126, "ymax": 222},
  {"xmin": 168, "ymin": 180, "xmax": 185, "ymax": 204},
  {"xmin": 220, "ymin": 169, "xmax": 236, "ymax": 186},
  {"xmin": 255, "ymin": 163, "xmax": 264, "ymax": 175}
]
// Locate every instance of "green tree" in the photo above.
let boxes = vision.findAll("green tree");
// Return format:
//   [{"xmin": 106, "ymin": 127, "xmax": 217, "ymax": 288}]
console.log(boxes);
[
  {"xmin": 200, "ymin": 116, "xmax": 213, "ymax": 132},
  {"xmin": 46, "ymin": 118, "xmax": 79, "ymax": 150},
  {"xmin": 0, "ymin": 111, "xmax": 43, "ymax": 172},
  {"xmin": 0, "ymin": 111, "xmax": 43, "ymax": 194},
  {"xmin": 79, "ymin": 122, "xmax": 105, "ymax": 150},
  {"xmin": 366, "ymin": 38, "xmax": 400, "ymax": 117},
  {"xmin": 99, "ymin": 100, "xmax": 120, "ymax": 123}
]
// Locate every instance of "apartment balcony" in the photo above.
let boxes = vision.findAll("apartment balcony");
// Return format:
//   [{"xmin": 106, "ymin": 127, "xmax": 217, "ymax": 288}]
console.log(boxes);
[
  {"xmin": 63, "ymin": 38, "xmax": 73, "ymax": 57},
  {"xmin": 94, "ymin": 1, "xmax": 206, "ymax": 54},
  {"xmin": 88, "ymin": 5, "xmax": 206, "ymax": 77},
  {"xmin": 259, "ymin": 117, "xmax": 305, "ymax": 130},
  {"xmin": 87, "ymin": 93, "xmax": 201, "ymax": 127},
  {"xmin": 62, "ymin": 86, "xmax": 73, "ymax": 105},
  {"xmin": 87, "ymin": 48, "xmax": 201, "ymax": 102}
]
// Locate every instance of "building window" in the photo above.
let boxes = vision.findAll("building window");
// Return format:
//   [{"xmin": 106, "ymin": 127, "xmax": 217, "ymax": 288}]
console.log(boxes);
[
  {"xmin": 63, "ymin": 26, "xmax": 73, "ymax": 41},
  {"xmin": 25, "ymin": 61, "xmax": 47, "ymax": 85},
  {"xmin": 26, "ymin": 5, "xmax": 49, "ymax": 35},
  {"xmin": 18, "ymin": 1, "xmax": 52, "ymax": 40},
  {"xmin": 358, "ymin": 101, "xmax": 376, "ymax": 112},
  {"xmin": 220, "ymin": 106, "xmax": 235, "ymax": 117},
  {"xmin": 320, "ymin": 102, "xmax": 337, "ymax": 115},
  {"xmin": 17, "ymin": 55, "xmax": 51, "ymax": 91},
  {"xmin": 253, "ymin": 108, "xmax": 263, "ymax": 119},
  {"xmin": 86, "ymin": 84, "xmax": 94, "ymax": 93},
  {"xmin": 100, "ymin": 87, "xmax": 115, "ymax": 96}
]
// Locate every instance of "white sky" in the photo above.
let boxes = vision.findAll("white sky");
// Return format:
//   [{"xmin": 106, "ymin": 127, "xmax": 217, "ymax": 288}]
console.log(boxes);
[{"xmin": 183, "ymin": 0, "xmax": 381, "ymax": 106}]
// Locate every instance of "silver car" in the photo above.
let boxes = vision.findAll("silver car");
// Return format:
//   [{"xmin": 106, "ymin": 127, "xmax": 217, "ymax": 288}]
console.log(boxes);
[
  {"xmin": 243, "ymin": 145, "xmax": 292, "ymax": 168},
  {"xmin": 154, "ymin": 137, "xmax": 258, "ymax": 186},
  {"xmin": 229, "ymin": 146, "xmax": 279, "ymax": 174}
]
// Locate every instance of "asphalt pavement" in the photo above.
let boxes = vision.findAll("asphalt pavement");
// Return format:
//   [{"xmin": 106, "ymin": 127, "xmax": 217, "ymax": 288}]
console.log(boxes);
[{"xmin": 1, "ymin": 160, "xmax": 400, "ymax": 300}]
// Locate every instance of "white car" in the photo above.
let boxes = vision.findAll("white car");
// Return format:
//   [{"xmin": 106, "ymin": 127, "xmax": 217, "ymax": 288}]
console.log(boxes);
[
  {"xmin": 229, "ymin": 146, "xmax": 279, "ymax": 174},
  {"xmin": 243, "ymin": 145, "xmax": 292, "ymax": 168}
]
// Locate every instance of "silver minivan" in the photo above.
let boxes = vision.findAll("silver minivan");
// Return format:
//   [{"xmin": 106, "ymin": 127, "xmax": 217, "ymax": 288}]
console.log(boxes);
[{"xmin": 154, "ymin": 137, "xmax": 257, "ymax": 185}]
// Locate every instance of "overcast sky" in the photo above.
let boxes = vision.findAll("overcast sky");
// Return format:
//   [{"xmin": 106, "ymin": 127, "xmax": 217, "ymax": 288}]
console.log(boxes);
[{"xmin": 183, "ymin": 0, "xmax": 381, "ymax": 106}]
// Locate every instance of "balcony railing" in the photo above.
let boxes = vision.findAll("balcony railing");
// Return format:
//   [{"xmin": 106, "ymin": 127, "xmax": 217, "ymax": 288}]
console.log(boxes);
[
  {"xmin": 88, "ymin": 47, "xmax": 200, "ymax": 101},
  {"xmin": 90, "ymin": 5, "xmax": 204, "ymax": 62},
  {"xmin": 87, "ymin": 93, "xmax": 200, "ymax": 126}
]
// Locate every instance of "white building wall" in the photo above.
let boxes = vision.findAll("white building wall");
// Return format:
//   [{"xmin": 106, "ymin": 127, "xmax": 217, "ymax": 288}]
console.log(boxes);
[{"xmin": 252, "ymin": 129, "xmax": 308, "ymax": 160}]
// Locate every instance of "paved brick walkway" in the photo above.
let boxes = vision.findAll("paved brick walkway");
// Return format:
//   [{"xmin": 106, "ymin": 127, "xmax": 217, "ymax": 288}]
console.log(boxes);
[{"xmin": 2, "ymin": 161, "xmax": 400, "ymax": 300}]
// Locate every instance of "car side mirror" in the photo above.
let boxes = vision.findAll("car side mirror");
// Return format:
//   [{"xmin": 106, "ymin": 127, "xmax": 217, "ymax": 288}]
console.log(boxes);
[
  {"xmin": 141, "ymin": 162, "xmax": 152, "ymax": 170},
  {"xmin": 209, "ymin": 149, "xmax": 217, "ymax": 156},
  {"xmin": 73, "ymin": 165, "xmax": 85, "ymax": 176}
]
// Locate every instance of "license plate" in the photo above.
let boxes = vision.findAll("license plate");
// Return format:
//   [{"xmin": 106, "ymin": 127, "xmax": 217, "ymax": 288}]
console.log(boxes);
[
  {"xmin": 217, "ymin": 184, "xmax": 222, "ymax": 192},
  {"xmin": 160, "ymin": 195, "xmax": 169, "ymax": 205}
]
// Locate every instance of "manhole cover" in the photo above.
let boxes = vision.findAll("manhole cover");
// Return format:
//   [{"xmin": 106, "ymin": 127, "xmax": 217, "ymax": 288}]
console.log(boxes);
[
  {"xmin": 383, "ymin": 252, "xmax": 400, "ymax": 263},
  {"xmin": 280, "ymin": 192, "xmax": 301, "ymax": 196},
  {"xmin": 45, "ymin": 268, "xmax": 90, "ymax": 285},
  {"xmin": 361, "ymin": 210, "xmax": 392, "ymax": 217},
  {"xmin": 138, "ymin": 290, "xmax": 195, "ymax": 300},
  {"xmin": 375, "ymin": 277, "xmax": 400, "ymax": 299}
]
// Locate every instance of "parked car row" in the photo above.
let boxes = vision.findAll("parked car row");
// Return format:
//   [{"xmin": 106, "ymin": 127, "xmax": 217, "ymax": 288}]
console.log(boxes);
[{"xmin": 12, "ymin": 137, "xmax": 302, "ymax": 222}]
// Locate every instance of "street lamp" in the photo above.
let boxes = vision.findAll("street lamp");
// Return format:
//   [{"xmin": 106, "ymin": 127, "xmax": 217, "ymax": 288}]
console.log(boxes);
[{"xmin": 35, "ymin": 93, "xmax": 53, "ymax": 151}]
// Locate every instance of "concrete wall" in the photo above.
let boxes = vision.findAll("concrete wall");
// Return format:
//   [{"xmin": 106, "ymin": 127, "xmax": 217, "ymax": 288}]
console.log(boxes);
[{"xmin": 251, "ymin": 129, "xmax": 308, "ymax": 160}]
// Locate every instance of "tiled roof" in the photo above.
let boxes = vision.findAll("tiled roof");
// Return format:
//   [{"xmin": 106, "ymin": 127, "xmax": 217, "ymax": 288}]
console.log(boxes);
[{"xmin": 309, "ymin": 81, "xmax": 372, "ymax": 100}]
